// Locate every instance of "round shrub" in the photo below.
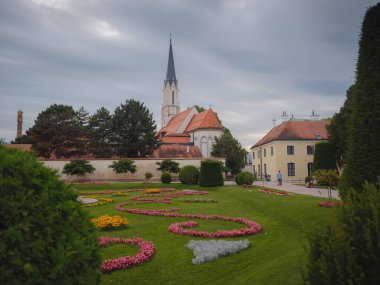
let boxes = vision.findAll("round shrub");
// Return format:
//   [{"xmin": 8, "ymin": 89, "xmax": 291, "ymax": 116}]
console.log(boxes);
[
  {"xmin": 161, "ymin": 172, "xmax": 172, "ymax": 183},
  {"xmin": 0, "ymin": 146, "xmax": 100, "ymax": 285},
  {"xmin": 199, "ymin": 160, "xmax": 224, "ymax": 187},
  {"xmin": 235, "ymin": 172, "xmax": 254, "ymax": 185},
  {"xmin": 179, "ymin": 165, "xmax": 200, "ymax": 185}
]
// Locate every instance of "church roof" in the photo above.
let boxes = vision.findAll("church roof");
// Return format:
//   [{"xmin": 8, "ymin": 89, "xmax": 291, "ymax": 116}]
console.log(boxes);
[
  {"xmin": 184, "ymin": 109, "xmax": 223, "ymax": 132},
  {"xmin": 151, "ymin": 145, "xmax": 202, "ymax": 158},
  {"xmin": 160, "ymin": 107, "xmax": 194, "ymax": 134},
  {"xmin": 252, "ymin": 119, "xmax": 330, "ymax": 148},
  {"xmin": 165, "ymin": 39, "xmax": 177, "ymax": 86},
  {"xmin": 161, "ymin": 133, "xmax": 190, "ymax": 144}
]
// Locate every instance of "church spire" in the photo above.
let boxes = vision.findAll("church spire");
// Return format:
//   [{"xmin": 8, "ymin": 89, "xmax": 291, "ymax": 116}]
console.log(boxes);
[{"xmin": 165, "ymin": 37, "xmax": 177, "ymax": 86}]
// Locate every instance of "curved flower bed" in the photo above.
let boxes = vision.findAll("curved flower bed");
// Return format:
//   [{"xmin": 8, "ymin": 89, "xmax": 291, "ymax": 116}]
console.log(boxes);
[
  {"xmin": 83, "ymin": 196, "xmax": 113, "ymax": 207},
  {"xmin": 115, "ymin": 203, "xmax": 262, "ymax": 238},
  {"xmin": 99, "ymin": 237, "xmax": 155, "ymax": 273},
  {"xmin": 259, "ymin": 188, "xmax": 292, "ymax": 196},
  {"xmin": 91, "ymin": 215, "xmax": 129, "ymax": 230},
  {"xmin": 178, "ymin": 198, "xmax": 218, "ymax": 203},
  {"xmin": 145, "ymin": 188, "xmax": 161, "ymax": 194},
  {"xmin": 319, "ymin": 201, "xmax": 343, "ymax": 207}
]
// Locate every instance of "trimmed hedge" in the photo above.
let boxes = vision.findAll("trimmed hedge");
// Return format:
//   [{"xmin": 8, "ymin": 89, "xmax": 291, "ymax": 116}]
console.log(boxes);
[
  {"xmin": 161, "ymin": 172, "xmax": 172, "ymax": 183},
  {"xmin": 313, "ymin": 142, "xmax": 336, "ymax": 172},
  {"xmin": 0, "ymin": 146, "xmax": 100, "ymax": 285},
  {"xmin": 199, "ymin": 160, "xmax": 224, "ymax": 187},
  {"xmin": 179, "ymin": 165, "xmax": 200, "ymax": 185},
  {"xmin": 235, "ymin": 172, "xmax": 254, "ymax": 185}
]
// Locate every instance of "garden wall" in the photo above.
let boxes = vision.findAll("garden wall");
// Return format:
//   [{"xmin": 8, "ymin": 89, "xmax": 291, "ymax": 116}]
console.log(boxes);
[{"xmin": 42, "ymin": 158, "xmax": 225, "ymax": 182}]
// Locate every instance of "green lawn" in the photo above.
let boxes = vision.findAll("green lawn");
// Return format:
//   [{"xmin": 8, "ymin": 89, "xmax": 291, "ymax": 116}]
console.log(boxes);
[{"xmin": 74, "ymin": 183, "xmax": 334, "ymax": 285}]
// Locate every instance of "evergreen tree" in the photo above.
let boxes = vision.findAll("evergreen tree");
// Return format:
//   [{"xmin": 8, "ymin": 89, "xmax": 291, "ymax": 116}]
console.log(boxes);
[
  {"xmin": 211, "ymin": 129, "xmax": 247, "ymax": 174},
  {"xmin": 342, "ymin": 4, "xmax": 380, "ymax": 193},
  {"xmin": 88, "ymin": 107, "xmax": 113, "ymax": 158},
  {"xmin": 112, "ymin": 99, "xmax": 161, "ymax": 157},
  {"xmin": 312, "ymin": 141, "xmax": 336, "ymax": 172},
  {"xmin": 27, "ymin": 104, "xmax": 87, "ymax": 158},
  {"xmin": 326, "ymin": 85, "xmax": 355, "ymax": 169}
]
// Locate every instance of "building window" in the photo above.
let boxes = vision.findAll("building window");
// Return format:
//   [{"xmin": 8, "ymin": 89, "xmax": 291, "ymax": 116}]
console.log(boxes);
[
  {"xmin": 172, "ymin": 91, "xmax": 174, "ymax": 105},
  {"xmin": 258, "ymin": 149, "xmax": 261, "ymax": 158},
  {"xmin": 271, "ymin": 146, "xmax": 273, "ymax": 156},
  {"xmin": 307, "ymin": 145, "xmax": 314, "ymax": 155},
  {"xmin": 264, "ymin": 149, "xmax": 266, "ymax": 157},
  {"xmin": 307, "ymin": 163, "xmax": 313, "ymax": 176},
  {"xmin": 252, "ymin": 165, "xmax": 256, "ymax": 175},
  {"xmin": 287, "ymin": 145, "xmax": 294, "ymax": 155},
  {"xmin": 258, "ymin": 165, "xmax": 261, "ymax": 176},
  {"xmin": 287, "ymin": 163, "xmax": 295, "ymax": 176},
  {"xmin": 264, "ymin": 164, "xmax": 267, "ymax": 175},
  {"xmin": 252, "ymin": 151, "xmax": 255, "ymax": 160}
]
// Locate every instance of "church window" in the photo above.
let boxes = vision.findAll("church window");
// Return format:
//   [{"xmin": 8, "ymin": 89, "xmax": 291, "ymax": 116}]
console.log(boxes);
[
  {"xmin": 172, "ymin": 91, "xmax": 174, "ymax": 105},
  {"xmin": 201, "ymin": 137, "xmax": 208, "ymax": 157}
]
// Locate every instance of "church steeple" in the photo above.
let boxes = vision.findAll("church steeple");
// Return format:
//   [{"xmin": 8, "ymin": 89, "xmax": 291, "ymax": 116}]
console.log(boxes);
[
  {"xmin": 161, "ymin": 37, "xmax": 180, "ymax": 128},
  {"xmin": 165, "ymin": 39, "xmax": 177, "ymax": 86}
]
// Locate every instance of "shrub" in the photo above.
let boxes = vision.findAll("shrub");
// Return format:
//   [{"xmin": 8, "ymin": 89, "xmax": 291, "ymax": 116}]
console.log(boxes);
[
  {"xmin": 199, "ymin": 160, "xmax": 224, "ymax": 187},
  {"xmin": 179, "ymin": 165, "xmax": 200, "ymax": 185},
  {"xmin": 0, "ymin": 146, "xmax": 100, "ymax": 285},
  {"xmin": 145, "ymin": 172, "xmax": 153, "ymax": 182},
  {"xmin": 109, "ymin": 159, "xmax": 136, "ymax": 174},
  {"xmin": 312, "ymin": 142, "xmax": 336, "ymax": 172},
  {"xmin": 304, "ymin": 180, "xmax": 380, "ymax": 284},
  {"xmin": 156, "ymin": 159, "xmax": 180, "ymax": 174},
  {"xmin": 235, "ymin": 172, "xmax": 254, "ymax": 185},
  {"xmin": 313, "ymin": 169, "xmax": 339, "ymax": 202},
  {"xmin": 62, "ymin": 159, "xmax": 95, "ymax": 178},
  {"xmin": 305, "ymin": 176, "xmax": 312, "ymax": 183},
  {"xmin": 161, "ymin": 172, "xmax": 172, "ymax": 183}
]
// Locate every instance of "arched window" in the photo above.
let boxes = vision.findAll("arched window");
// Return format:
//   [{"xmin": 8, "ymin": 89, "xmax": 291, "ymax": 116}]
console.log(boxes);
[
  {"xmin": 172, "ymin": 91, "xmax": 174, "ymax": 105},
  {"xmin": 201, "ymin": 137, "xmax": 208, "ymax": 157}
]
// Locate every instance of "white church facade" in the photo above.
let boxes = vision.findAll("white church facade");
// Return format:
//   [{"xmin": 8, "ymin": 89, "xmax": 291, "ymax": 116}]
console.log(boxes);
[{"xmin": 156, "ymin": 39, "xmax": 224, "ymax": 158}]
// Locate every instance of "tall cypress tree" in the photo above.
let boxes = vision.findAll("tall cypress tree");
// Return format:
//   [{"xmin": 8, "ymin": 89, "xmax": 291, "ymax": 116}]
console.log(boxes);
[{"xmin": 342, "ymin": 3, "xmax": 380, "ymax": 195}]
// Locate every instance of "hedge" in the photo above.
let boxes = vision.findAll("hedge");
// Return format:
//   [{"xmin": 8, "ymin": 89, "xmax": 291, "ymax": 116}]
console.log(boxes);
[{"xmin": 199, "ymin": 160, "xmax": 224, "ymax": 187}]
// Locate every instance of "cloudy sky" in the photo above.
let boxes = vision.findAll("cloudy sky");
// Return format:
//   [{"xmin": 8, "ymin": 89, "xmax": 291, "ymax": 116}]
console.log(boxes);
[{"xmin": 0, "ymin": 0, "xmax": 377, "ymax": 147}]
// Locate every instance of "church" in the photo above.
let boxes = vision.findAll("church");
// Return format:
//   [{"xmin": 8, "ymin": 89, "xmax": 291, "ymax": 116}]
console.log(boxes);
[{"xmin": 152, "ymin": 39, "xmax": 224, "ymax": 158}]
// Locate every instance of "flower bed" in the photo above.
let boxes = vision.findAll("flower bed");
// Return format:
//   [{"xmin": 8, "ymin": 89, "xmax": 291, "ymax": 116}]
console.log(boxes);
[
  {"xmin": 91, "ymin": 215, "xmax": 129, "ymax": 230},
  {"xmin": 242, "ymin": 184, "xmax": 253, "ymax": 188},
  {"xmin": 178, "ymin": 198, "xmax": 218, "ymax": 203},
  {"xmin": 145, "ymin": 188, "xmax": 161, "ymax": 194},
  {"xmin": 115, "ymin": 203, "xmax": 262, "ymax": 238},
  {"xmin": 112, "ymin": 192, "xmax": 130, "ymax": 196},
  {"xmin": 319, "ymin": 201, "xmax": 343, "ymax": 208},
  {"xmin": 99, "ymin": 237, "xmax": 155, "ymax": 273},
  {"xmin": 259, "ymin": 188, "xmax": 292, "ymax": 196},
  {"xmin": 82, "ymin": 196, "xmax": 113, "ymax": 207}
]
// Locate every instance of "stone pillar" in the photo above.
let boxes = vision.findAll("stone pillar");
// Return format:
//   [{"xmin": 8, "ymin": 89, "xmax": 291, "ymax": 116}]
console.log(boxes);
[{"xmin": 17, "ymin": 110, "xmax": 23, "ymax": 138}]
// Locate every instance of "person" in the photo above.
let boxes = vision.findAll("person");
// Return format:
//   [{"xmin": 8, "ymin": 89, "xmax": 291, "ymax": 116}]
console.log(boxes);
[{"xmin": 277, "ymin": 170, "xmax": 282, "ymax": 186}]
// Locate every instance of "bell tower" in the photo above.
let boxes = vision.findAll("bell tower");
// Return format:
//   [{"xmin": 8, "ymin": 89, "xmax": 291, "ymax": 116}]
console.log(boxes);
[{"xmin": 161, "ymin": 37, "xmax": 180, "ymax": 128}]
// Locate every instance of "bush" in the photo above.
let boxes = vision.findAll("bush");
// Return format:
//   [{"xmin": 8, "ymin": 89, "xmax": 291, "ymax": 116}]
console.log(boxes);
[
  {"xmin": 62, "ymin": 159, "xmax": 95, "ymax": 177},
  {"xmin": 156, "ymin": 159, "xmax": 180, "ymax": 174},
  {"xmin": 0, "ymin": 146, "xmax": 100, "ymax": 285},
  {"xmin": 235, "ymin": 172, "xmax": 254, "ymax": 185},
  {"xmin": 199, "ymin": 160, "xmax": 224, "ymax": 187},
  {"xmin": 145, "ymin": 172, "xmax": 153, "ymax": 182},
  {"xmin": 179, "ymin": 165, "xmax": 200, "ymax": 185},
  {"xmin": 161, "ymin": 172, "xmax": 172, "ymax": 183},
  {"xmin": 304, "ymin": 180, "xmax": 380, "ymax": 284},
  {"xmin": 109, "ymin": 159, "xmax": 136, "ymax": 174},
  {"xmin": 312, "ymin": 142, "xmax": 336, "ymax": 172},
  {"xmin": 305, "ymin": 176, "xmax": 312, "ymax": 183}
]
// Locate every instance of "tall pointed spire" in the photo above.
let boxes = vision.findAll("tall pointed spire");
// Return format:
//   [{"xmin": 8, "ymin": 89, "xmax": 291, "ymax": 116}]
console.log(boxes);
[{"xmin": 165, "ymin": 38, "xmax": 177, "ymax": 86}]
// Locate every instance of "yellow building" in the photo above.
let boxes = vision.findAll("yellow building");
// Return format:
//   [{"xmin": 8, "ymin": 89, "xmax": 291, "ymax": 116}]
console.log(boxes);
[{"xmin": 250, "ymin": 119, "xmax": 329, "ymax": 183}]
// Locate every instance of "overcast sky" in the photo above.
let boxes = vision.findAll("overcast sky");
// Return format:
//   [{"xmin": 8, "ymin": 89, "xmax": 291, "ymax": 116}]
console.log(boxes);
[{"xmin": 0, "ymin": 0, "xmax": 377, "ymax": 147}]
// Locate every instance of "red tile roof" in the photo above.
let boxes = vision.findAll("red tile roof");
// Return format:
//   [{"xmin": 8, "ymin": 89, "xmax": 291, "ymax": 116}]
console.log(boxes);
[
  {"xmin": 151, "ymin": 145, "xmax": 202, "ymax": 158},
  {"xmin": 160, "ymin": 108, "xmax": 193, "ymax": 134},
  {"xmin": 185, "ymin": 109, "xmax": 222, "ymax": 133},
  {"xmin": 162, "ymin": 134, "xmax": 190, "ymax": 144},
  {"xmin": 252, "ymin": 120, "xmax": 330, "ymax": 148}
]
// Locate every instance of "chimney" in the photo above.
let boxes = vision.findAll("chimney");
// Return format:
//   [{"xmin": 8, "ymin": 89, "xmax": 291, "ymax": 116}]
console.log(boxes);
[
  {"xmin": 281, "ymin": 111, "xmax": 288, "ymax": 123},
  {"xmin": 17, "ymin": 110, "xmax": 23, "ymax": 138},
  {"xmin": 310, "ymin": 109, "xmax": 320, "ymax": 120},
  {"xmin": 272, "ymin": 119, "xmax": 277, "ymax": 127}
]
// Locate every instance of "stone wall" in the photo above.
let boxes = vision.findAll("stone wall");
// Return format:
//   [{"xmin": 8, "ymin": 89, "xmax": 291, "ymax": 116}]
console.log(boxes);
[{"xmin": 42, "ymin": 158, "xmax": 225, "ymax": 182}]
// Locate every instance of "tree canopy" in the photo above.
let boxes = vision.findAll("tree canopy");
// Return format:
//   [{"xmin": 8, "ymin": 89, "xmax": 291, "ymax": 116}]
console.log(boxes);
[
  {"xmin": 87, "ymin": 107, "xmax": 113, "ymax": 158},
  {"xmin": 211, "ymin": 129, "xmax": 247, "ymax": 174}
]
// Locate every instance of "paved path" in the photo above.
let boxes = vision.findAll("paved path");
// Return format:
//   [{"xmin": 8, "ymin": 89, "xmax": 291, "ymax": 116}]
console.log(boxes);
[{"xmin": 226, "ymin": 180, "xmax": 340, "ymax": 200}]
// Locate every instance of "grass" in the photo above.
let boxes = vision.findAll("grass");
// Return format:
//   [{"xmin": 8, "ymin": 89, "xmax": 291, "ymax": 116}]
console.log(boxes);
[{"xmin": 75, "ymin": 183, "xmax": 335, "ymax": 285}]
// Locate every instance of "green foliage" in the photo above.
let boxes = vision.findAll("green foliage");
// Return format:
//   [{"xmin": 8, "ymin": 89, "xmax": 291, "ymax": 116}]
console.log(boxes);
[
  {"xmin": 342, "ymin": 4, "xmax": 380, "ymax": 194},
  {"xmin": 87, "ymin": 107, "xmax": 113, "ymax": 158},
  {"xmin": 27, "ymin": 104, "xmax": 88, "ymax": 158},
  {"xmin": 304, "ymin": 180, "xmax": 380, "ymax": 284},
  {"xmin": 211, "ymin": 129, "xmax": 247, "ymax": 174},
  {"xmin": 179, "ymin": 165, "xmax": 199, "ymax": 185},
  {"xmin": 156, "ymin": 159, "xmax": 180, "ymax": 174},
  {"xmin": 313, "ymin": 169, "xmax": 339, "ymax": 202},
  {"xmin": 161, "ymin": 172, "xmax": 172, "ymax": 183},
  {"xmin": 235, "ymin": 172, "xmax": 254, "ymax": 185},
  {"xmin": 305, "ymin": 176, "xmax": 312, "ymax": 183},
  {"xmin": 62, "ymin": 160, "xmax": 95, "ymax": 177},
  {"xmin": 145, "ymin": 172, "xmax": 153, "ymax": 181},
  {"xmin": 112, "ymin": 99, "xmax": 161, "ymax": 157},
  {"xmin": 199, "ymin": 160, "xmax": 224, "ymax": 187},
  {"xmin": 326, "ymin": 85, "xmax": 355, "ymax": 168},
  {"xmin": 312, "ymin": 142, "xmax": 336, "ymax": 172},
  {"xmin": 0, "ymin": 146, "xmax": 100, "ymax": 285},
  {"xmin": 10, "ymin": 134, "xmax": 32, "ymax": 144},
  {"xmin": 109, "ymin": 159, "xmax": 137, "ymax": 174}
]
